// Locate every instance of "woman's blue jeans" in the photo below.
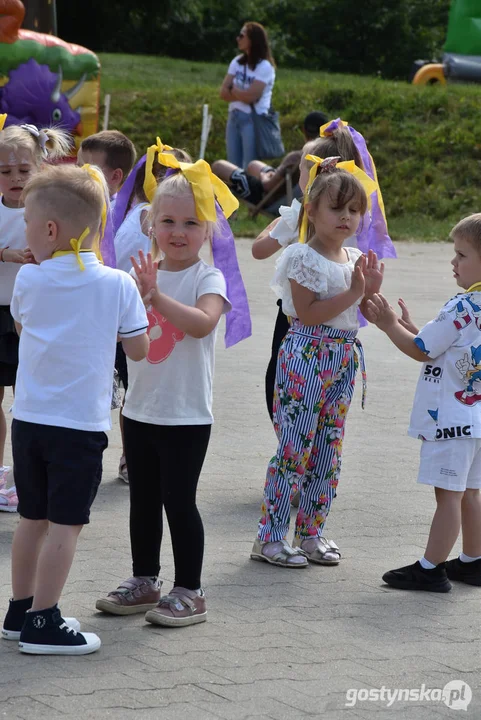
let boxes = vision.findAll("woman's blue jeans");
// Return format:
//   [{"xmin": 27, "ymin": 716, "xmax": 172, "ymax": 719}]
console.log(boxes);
[{"xmin": 226, "ymin": 109, "xmax": 257, "ymax": 169}]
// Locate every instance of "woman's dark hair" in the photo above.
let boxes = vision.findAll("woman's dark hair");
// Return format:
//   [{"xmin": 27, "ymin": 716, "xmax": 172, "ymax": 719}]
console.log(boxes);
[{"xmin": 238, "ymin": 22, "xmax": 275, "ymax": 70}]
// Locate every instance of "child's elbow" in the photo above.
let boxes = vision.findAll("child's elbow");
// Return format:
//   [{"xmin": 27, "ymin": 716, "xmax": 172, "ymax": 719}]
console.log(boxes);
[{"xmin": 122, "ymin": 334, "xmax": 149, "ymax": 362}]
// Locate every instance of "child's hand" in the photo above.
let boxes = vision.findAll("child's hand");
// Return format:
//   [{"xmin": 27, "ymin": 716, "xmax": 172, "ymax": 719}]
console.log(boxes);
[
  {"xmin": 398, "ymin": 298, "xmax": 419, "ymax": 334},
  {"xmin": 131, "ymin": 250, "xmax": 159, "ymax": 306},
  {"xmin": 2, "ymin": 248, "xmax": 25, "ymax": 263},
  {"xmin": 23, "ymin": 248, "xmax": 38, "ymax": 265},
  {"xmin": 365, "ymin": 293, "xmax": 398, "ymax": 330},
  {"xmin": 350, "ymin": 255, "xmax": 366, "ymax": 299},
  {"xmin": 363, "ymin": 250, "xmax": 384, "ymax": 297}
]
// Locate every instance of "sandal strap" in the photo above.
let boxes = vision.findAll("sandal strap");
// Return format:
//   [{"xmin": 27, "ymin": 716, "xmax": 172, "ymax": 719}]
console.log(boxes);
[{"xmin": 271, "ymin": 539, "xmax": 306, "ymax": 561}]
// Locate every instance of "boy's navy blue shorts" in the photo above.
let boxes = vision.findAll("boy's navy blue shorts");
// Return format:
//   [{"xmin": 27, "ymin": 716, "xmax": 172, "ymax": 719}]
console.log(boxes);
[{"xmin": 12, "ymin": 419, "xmax": 108, "ymax": 525}]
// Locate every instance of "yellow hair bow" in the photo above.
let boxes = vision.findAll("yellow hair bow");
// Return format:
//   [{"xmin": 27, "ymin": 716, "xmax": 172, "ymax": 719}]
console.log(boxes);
[
  {"xmin": 0, "ymin": 115, "xmax": 7, "ymax": 132},
  {"xmin": 143, "ymin": 137, "xmax": 174, "ymax": 203},
  {"xmin": 319, "ymin": 119, "xmax": 348, "ymax": 137},
  {"xmin": 299, "ymin": 155, "xmax": 379, "ymax": 244},
  {"xmin": 155, "ymin": 153, "xmax": 239, "ymax": 221},
  {"xmin": 53, "ymin": 227, "xmax": 91, "ymax": 270}
]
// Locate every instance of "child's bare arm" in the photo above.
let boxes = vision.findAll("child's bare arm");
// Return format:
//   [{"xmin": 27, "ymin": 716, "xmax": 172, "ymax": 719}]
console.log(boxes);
[
  {"xmin": 251, "ymin": 218, "xmax": 282, "ymax": 260},
  {"xmin": 366, "ymin": 294, "xmax": 427, "ymax": 361},
  {"xmin": 150, "ymin": 291, "xmax": 224, "ymax": 339},
  {"xmin": 122, "ymin": 333, "xmax": 149, "ymax": 361},
  {"xmin": 398, "ymin": 297, "xmax": 419, "ymax": 334},
  {"xmin": 290, "ymin": 261, "xmax": 365, "ymax": 326}
]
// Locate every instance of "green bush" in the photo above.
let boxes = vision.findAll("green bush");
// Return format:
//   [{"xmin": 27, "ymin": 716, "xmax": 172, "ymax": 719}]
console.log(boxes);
[{"xmin": 101, "ymin": 53, "xmax": 481, "ymax": 240}]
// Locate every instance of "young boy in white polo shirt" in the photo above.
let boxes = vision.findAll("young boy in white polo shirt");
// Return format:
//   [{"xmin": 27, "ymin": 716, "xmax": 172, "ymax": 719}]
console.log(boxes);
[
  {"xmin": 367, "ymin": 214, "xmax": 481, "ymax": 592},
  {"xmin": 1, "ymin": 164, "xmax": 149, "ymax": 654}
]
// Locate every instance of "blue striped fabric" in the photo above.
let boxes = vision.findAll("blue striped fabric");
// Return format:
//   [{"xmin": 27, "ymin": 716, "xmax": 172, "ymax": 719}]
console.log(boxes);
[{"xmin": 258, "ymin": 322, "xmax": 362, "ymax": 542}]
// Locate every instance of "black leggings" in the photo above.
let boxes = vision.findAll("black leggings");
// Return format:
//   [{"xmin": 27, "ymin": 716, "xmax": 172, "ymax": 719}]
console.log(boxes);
[
  {"xmin": 265, "ymin": 301, "xmax": 290, "ymax": 422},
  {"xmin": 123, "ymin": 417, "xmax": 211, "ymax": 590}
]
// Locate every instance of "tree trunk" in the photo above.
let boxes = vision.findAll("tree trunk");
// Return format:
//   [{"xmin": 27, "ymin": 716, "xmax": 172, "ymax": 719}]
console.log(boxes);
[{"xmin": 23, "ymin": 0, "xmax": 57, "ymax": 35}]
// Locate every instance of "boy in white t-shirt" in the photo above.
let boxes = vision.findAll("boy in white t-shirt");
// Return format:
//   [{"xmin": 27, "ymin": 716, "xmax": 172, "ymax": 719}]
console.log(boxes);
[
  {"xmin": 366, "ymin": 214, "xmax": 481, "ymax": 593},
  {"xmin": 1, "ymin": 165, "xmax": 149, "ymax": 654}
]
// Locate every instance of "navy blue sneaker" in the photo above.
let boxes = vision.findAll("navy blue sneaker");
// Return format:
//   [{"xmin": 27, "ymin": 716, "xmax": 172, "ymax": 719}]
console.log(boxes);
[
  {"xmin": 19, "ymin": 605, "xmax": 100, "ymax": 655},
  {"xmin": 2, "ymin": 597, "xmax": 81, "ymax": 641},
  {"xmin": 382, "ymin": 561, "xmax": 452, "ymax": 593}
]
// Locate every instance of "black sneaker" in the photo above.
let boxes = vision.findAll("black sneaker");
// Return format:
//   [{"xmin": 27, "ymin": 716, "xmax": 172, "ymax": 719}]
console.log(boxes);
[
  {"xmin": 2, "ymin": 597, "xmax": 81, "ymax": 641},
  {"xmin": 382, "ymin": 561, "xmax": 452, "ymax": 593},
  {"xmin": 445, "ymin": 557, "xmax": 481, "ymax": 586},
  {"xmin": 19, "ymin": 605, "xmax": 100, "ymax": 655}
]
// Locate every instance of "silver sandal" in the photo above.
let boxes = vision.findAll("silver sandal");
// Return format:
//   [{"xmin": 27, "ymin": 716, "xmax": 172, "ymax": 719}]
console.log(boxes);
[
  {"xmin": 250, "ymin": 538, "xmax": 308, "ymax": 568},
  {"xmin": 293, "ymin": 537, "xmax": 341, "ymax": 566}
]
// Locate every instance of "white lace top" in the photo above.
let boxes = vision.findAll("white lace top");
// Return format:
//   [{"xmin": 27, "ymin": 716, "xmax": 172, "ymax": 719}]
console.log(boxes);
[
  {"xmin": 269, "ymin": 198, "xmax": 357, "ymax": 250},
  {"xmin": 271, "ymin": 244, "xmax": 363, "ymax": 330}
]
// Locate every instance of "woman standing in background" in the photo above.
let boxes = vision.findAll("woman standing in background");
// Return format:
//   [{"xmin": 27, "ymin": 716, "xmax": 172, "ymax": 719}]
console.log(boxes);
[{"xmin": 219, "ymin": 22, "xmax": 276, "ymax": 169}]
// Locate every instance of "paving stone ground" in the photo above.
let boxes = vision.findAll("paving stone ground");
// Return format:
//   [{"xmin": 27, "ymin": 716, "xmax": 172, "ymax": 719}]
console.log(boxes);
[{"xmin": 0, "ymin": 240, "xmax": 480, "ymax": 720}]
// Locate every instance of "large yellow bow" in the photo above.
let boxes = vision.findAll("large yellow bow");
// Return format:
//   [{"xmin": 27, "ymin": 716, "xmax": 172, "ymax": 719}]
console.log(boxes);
[
  {"xmin": 0, "ymin": 114, "xmax": 7, "ymax": 132},
  {"xmin": 319, "ymin": 119, "xmax": 348, "ymax": 137},
  {"xmin": 52, "ymin": 227, "xmax": 91, "ymax": 271},
  {"xmin": 143, "ymin": 137, "xmax": 173, "ymax": 203},
  {"xmin": 300, "ymin": 155, "xmax": 378, "ymax": 244},
  {"xmin": 155, "ymin": 153, "xmax": 239, "ymax": 221}
]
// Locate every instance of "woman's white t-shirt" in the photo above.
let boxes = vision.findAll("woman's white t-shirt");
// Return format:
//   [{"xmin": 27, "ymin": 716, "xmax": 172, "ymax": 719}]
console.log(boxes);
[
  {"xmin": 114, "ymin": 202, "xmax": 150, "ymax": 274},
  {"xmin": 0, "ymin": 202, "xmax": 26, "ymax": 305},
  {"xmin": 228, "ymin": 56, "xmax": 275, "ymax": 115},
  {"xmin": 123, "ymin": 260, "xmax": 231, "ymax": 426},
  {"xmin": 271, "ymin": 243, "xmax": 362, "ymax": 331}
]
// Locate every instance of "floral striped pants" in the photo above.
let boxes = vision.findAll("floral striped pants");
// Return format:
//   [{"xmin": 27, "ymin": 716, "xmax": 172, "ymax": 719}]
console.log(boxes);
[{"xmin": 258, "ymin": 321, "xmax": 365, "ymax": 542}]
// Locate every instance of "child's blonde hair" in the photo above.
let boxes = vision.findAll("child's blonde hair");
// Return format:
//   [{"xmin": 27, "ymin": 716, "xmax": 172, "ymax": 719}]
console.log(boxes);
[
  {"xmin": 23, "ymin": 164, "xmax": 106, "ymax": 246},
  {"xmin": 148, "ymin": 171, "xmax": 215, "ymax": 259},
  {"xmin": 303, "ymin": 169, "xmax": 368, "ymax": 242},
  {"xmin": 451, "ymin": 214, "xmax": 481, "ymax": 254},
  {"xmin": 0, "ymin": 125, "xmax": 71, "ymax": 165}
]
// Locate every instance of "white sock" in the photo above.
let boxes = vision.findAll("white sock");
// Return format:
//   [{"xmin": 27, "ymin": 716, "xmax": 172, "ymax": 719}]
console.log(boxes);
[
  {"xmin": 420, "ymin": 557, "xmax": 436, "ymax": 570},
  {"xmin": 459, "ymin": 552, "xmax": 481, "ymax": 563}
]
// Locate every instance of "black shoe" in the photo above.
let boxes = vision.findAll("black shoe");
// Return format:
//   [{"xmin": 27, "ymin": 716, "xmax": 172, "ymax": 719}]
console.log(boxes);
[
  {"xmin": 445, "ymin": 557, "xmax": 481, "ymax": 586},
  {"xmin": 19, "ymin": 605, "xmax": 100, "ymax": 655},
  {"xmin": 2, "ymin": 597, "xmax": 81, "ymax": 641},
  {"xmin": 382, "ymin": 561, "xmax": 452, "ymax": 593}
]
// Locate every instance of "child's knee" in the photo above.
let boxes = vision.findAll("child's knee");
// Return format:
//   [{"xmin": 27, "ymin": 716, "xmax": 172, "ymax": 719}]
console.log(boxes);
[{"xmin": 434, "ymin": 487, "xmax": 463, "ymax": 504}]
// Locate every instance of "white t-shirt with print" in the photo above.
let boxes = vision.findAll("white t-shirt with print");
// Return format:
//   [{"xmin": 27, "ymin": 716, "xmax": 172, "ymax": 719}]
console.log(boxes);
[
  {"xmin": 271, "ymin": 243, "xmax": 362, "ymax": 331},
  {"xmin": 228, "ymin": 55, "xmax": 275, "ymax": 115},
  {"xmin": 114, "ymin": 202, "xmax": 150, "ymax": 274},
  {"xmin": 123, "ymin": 259, "xmax": 231, "ymax": 426},
  {"xmin": 409, "ymin": 291, "xmax": 481, "ymax": 441},
  {"xmin": 0, "ymin": 201, "xmax": 27, "ymax": 305},
  {"xmin": 11, "ymin": 254, "xmax": 148, "ymax": 432}
]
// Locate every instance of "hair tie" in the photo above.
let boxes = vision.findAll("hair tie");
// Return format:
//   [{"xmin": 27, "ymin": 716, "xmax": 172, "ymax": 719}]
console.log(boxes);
[
  {"xmin": 21, "ymin": 124, "xmax": 49, "ymax": 158},
  {"xmin": 319, "ymin": 156, "xmax": 341, "ymax": 174}
]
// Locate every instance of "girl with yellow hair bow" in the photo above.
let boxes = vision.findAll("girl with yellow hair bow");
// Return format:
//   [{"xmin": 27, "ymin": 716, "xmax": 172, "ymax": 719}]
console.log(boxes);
[
  {"xmin": 96, "ymin": 154, "xmax": 251, "ymax": 627},
  {"xmin": 251, "ymin": 156, "xmax": 385, "ymax": 569}
]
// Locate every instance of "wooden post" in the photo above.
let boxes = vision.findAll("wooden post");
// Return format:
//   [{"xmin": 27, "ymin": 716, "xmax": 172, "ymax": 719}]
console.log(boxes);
[{"xmin": 23, "ymin": 0, "xmax": 57, "ymax": 35}]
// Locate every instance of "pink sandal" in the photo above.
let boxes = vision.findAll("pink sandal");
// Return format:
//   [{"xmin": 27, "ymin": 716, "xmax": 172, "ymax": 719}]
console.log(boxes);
[{"xmin": 0, "ymin": 486, "xmax": 18, "ymax": 513}]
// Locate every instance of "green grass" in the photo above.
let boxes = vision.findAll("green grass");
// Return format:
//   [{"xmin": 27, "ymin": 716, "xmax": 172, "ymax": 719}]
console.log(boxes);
[{"xmin": 99, "ymin": 52, "xmax": 481, "ymax": 241}]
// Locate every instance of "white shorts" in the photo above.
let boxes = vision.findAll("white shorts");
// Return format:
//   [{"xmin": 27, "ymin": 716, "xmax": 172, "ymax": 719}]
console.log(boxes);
[{"xmin": 418, "ymin": 438, "xmax": 481, "ymax": 491}]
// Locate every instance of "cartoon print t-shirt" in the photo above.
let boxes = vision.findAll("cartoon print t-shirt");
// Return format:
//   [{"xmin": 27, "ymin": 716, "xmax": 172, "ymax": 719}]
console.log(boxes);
[
  {"xmin": 409, "ymin": 291, "xmax": 481, "ymax": 441},
  {"xmin": 123, "ymin": 260, "xmax": 231, "ymax": 425}
]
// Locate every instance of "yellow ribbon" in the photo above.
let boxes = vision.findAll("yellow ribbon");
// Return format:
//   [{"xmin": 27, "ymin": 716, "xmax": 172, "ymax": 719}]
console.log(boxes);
[
  {"xmin": 143, "ymin": 137, "xmax": 174, "ymax": 204},
  {"xmin": 319, "ymin": 119, "xmax": 348, "ymax": 137},
  {"xmin": 0, "ymin": 114, "xmax": 7, "ymax": 132},
  {"xmin": 299, "ymin": 155, "xmax": 379, "ymax": 244},
  {"xmin": 52, "ymin": 227, "xmax": 91, "ymax": 270},
  {"xmin": 80, "ymin": 163, "xmax": 109, "ymax": 262},
  {"xmin": 467, "ymin": 282, "xmax": 481, "ymax": 293},
  {"xmin": 155, "ymin": 153, "xmax": 239, "ymax": 221}
]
